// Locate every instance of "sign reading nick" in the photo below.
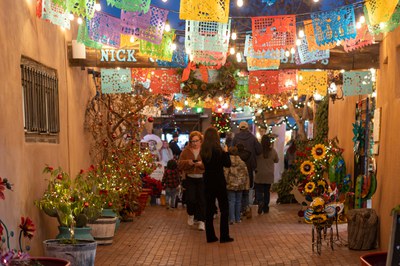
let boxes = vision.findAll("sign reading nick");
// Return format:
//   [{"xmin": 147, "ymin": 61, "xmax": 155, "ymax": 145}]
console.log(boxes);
[{"xmin": 101, "ymin": 49, "xmax": 137, "ymax": 62}]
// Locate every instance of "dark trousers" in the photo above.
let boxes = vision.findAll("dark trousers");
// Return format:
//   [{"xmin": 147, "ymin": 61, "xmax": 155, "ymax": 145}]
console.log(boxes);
[
  {"xmin": 205, "ymin": 186, "xmax": 230, "ymax": 241},
  {"xmin": 185, "ymin": 177, "xmax": 206, "ymax": 222},
  {"xmin": 255, "ymin": 183, "xmax": 271, "ymax": 212}
]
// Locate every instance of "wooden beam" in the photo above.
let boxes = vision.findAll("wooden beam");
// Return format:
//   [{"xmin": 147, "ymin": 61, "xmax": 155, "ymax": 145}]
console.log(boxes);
[{"xmin": 68, "ymin": 42, "xmax": 380, "ymax": 70}]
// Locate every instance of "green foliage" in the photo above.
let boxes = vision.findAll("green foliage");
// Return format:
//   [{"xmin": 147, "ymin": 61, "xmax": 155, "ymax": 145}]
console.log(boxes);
[
  {"xmin": 314, "ymin": 96, "xmax": 329, "ymax": 143},
  {"xmin": 35, "ymin": 166, "xmax": 103, "ymax": 228},
  {"xmin": 272, "ymin": 169, "xmax": 296, "ymax": 204}
]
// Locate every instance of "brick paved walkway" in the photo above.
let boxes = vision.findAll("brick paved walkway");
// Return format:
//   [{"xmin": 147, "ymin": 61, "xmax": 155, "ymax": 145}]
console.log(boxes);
[{"xmin": 96, "ymin": 193, "xmax": 375, "ymax": 265}]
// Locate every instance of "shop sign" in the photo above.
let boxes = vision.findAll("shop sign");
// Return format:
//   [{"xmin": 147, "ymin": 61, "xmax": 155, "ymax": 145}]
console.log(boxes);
[{"xmin": 100, "ymin": 49, "xmax": 137, "ymax": 62}]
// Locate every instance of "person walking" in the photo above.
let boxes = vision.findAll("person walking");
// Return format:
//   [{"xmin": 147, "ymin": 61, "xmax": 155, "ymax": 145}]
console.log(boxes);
[
  {"xmin": 169, "ymin": 132, "xmax": 182, "ymax": 159},
  {"xmin": 224, "ymin": 146, "xmax": 249, "ymax": 224},
  {"xmin": 162, "ymin": 159, "xmax": 181, "ymax": 209},
  {"xmin": 160, "ymin": 140, "xmax": 174, "ymax": 166},
  {"xmin": 200, "ymin": 127, "xmax": 233, "ymax": 243},
  {"xmin": 254, "ymin": 135, "xmax": 279, "ymax": 214},
  {"xmin": 232, "ymin": 121, "xmax": 262, "ymax": 215},
  {"xmin": 178, "ymin": 131, "xmax": 206, "ymax": 231}
]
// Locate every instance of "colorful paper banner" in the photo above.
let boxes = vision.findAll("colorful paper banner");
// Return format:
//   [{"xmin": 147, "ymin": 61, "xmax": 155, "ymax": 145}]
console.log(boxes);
[
  {"xmin": 101, "ymin": 68, "xmax": 132, "ymax": 94},
  {"xmin": 249, "ymin": 71, "xmax": 280, "ymax": 95},
  {"xmin": 185, "ymin": 20, "xmax": 231, "ymax": 53},
  {"xmin": 297, "ymin": 71, "xmax": 327, "ymax": 96},
  {"xmin": 179, "ymin": 0, "xmax": 230, "ymax": 23},
  {"xmin": 343, "ymin": 71, "xmax": 373, "ymax": 96},
  {"xmin": 311, "ymin": 5, "xmax": 357, "ymax": 46},
  {"xmin": 106, "ymin": 0, "xmax": 151, "ymax": 13},
  {"xmin": 88, "ymin": 11, "xmax": 121, "ymax": 48},
  {"xmin": 252, "ymin": 15, "xmax": 296, "ymax": 51},
  {"xmin": 139, "ymin": 30, "xmax": 175, "ymax": 61},
  {"xmin": 150, "ymin": 69, "xmax": 181, "ymax": 95},
  {"xmin": 121, "ymin": 6, "xmax": 169, "ymax": 44}
]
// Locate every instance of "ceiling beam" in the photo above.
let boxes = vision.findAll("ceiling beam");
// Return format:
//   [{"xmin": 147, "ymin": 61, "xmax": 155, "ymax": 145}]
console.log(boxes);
[{"xmin": 68, "ymin": 42, "xmax": 380, "ymax": 70}]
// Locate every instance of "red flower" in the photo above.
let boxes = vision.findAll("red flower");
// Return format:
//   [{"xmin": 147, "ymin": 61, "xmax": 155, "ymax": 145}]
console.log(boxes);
[
  {"xmin": 19, "ymin": 217, "xmax": 35, "ymax": 240},
  {"xmin": 56, "ymin": 174, "xmax": 63, "ymax": 180},
  {"xmin": 79, "ymin": 169, "xmax": 84, "ymax": 174},
  {"xmin": 99, "ymin": 189, "xmax": 108, "ymax": 195},
  {"xmin": 47, "ymin": 166, "xmax": 54, "ymax": 171}
]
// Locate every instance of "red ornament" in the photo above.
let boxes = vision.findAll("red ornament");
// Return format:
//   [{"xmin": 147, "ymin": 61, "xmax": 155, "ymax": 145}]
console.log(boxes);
[
  {"xmin": 108, "ymin": 202, "xmax": 113, "ymax": 207},
  {"xmin": 84, "ymin": 202, "xmax": 89, "ymax": 207},
  {"xmin": 148, "ymin": 117, "xmax": 154, "ymax": 123}
]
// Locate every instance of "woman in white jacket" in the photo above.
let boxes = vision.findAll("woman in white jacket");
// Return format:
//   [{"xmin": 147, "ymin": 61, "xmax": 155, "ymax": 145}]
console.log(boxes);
[{"xmin": 254, "ymin": 135, "xmax": 279, "ymax": 214}]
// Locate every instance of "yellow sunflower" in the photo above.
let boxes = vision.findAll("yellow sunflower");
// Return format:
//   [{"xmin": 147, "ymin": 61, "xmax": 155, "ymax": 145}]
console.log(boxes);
[
  {"xmin": 317, "ymin": 180, "xmax": 326, "ymax": 187},
  {"xmin": 300, "ymin": 161, "xmax": 315, "ymax": 175},
  {"xmin": 304, "ymin": 182, "xmax": 315, "ymax": 193},
  {"xmin": 311, "ymin": 144, "xmax": 327, "ymax": 160}
]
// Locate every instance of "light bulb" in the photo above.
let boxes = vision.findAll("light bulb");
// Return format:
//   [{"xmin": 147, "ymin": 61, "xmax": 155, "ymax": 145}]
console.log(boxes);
[
  {"xmin": 236, "ymin": 52, "xmax": 242, "ymax": 62},
  {"xmin": 294, "ymin": 95, "xmax": 298, "ymax": 101},
  {"xmin": 336, "ymin": 40, "xmax": 341, "ymax": 46},
  {"xmin": 290, "ymin": 47, "xmax": 295, "ymax": 54},
  {"xmin": 130, "ymin": 36, "xmax": 135, "ymax": 43},
  {"xmin": 68, "ymin": 14, "xmax": 74, "ymax": 21},
  {"xmin": 77, "ymin": 17, "xmax": 83, "ymax": 25},
  {"xmin": 95, "ymin": 3, "xmax": 101, "ymax": 11},
  {"xmin": 237, "ymin": 0, "xmax": 243, "ymax": 7},
  {"xmin": 230, "ymin": 47, "xmax": 235, "ymax": 55},
  {"xmin": 356, "ymin": 22, "xmax": 362, "ymax": 29},
  {"xmin": 360, "ymin": 16, "xmax": 365, "ymax": 24},
  {"xmin": 171, "ymin": 43, "xmax": 177, "ymax": 50},
  {"xmin": 165, "ymin": 23, "xmax": 171, "ymax": 32},
  {"xmin": 231, "ymin": 32, "xmax": 237, "ymax": 40},
  {"xmin": 296, "ymin": 39, "xmax": 302, "ymax": 46},
  {"xmin": 298, "ymin": 30, "xmax": 305, "ymax": 38},
  {"xmin": 313, "ymin": 0, "xmax": 319, "ymax": 2},
  {"xmin": 285, "ymin": 50, "xmax": 290, "ymax": 57},
  {"xmin": 162, "ymin": 0, "xmax": 167, "ymax": 2}
]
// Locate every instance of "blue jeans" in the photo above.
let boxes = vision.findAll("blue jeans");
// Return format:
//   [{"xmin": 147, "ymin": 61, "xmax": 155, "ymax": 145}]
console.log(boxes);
[
  {"xmin": 255, "ymin": 183, "xmax": 271, "ymax": 212},
  {"xmin": 165, "ymin": 187, "xmax": 178, "ymax": 208},
  {"xmin": 227, "ymin": 190, "xmax": 243, "ymax": 222}
]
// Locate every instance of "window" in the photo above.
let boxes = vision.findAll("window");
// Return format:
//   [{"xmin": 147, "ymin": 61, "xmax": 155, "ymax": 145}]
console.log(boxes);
[{"xmin": 20, "ymin": 57, "xmax": 60, "ymax": 143}]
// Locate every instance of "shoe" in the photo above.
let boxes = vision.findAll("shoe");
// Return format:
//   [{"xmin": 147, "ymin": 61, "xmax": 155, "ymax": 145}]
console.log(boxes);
[
  {"xmin": 263, "ymin": 206, "xmax": 269, "ymax": 213},
  {"xmin": 220, "ymin": 237, "xmax": 234, "ymax": 243},
  {"xmin": 187, "ymin": 215, "xmax": 194, "ymax": 226},
  {"xmin": 229, "ymin": 221, "xmax": 234, "ymax": 225},
  {"xmin": 257, "ymin": 203, "xmax": 264, "ymax": 215},
  {"xmin": 198, "ymin": 221, "xmax": 205, "ymax": 231},
  {"xmin": 207, "ymin": 237, "xmax": 218, "ymax": 243}
]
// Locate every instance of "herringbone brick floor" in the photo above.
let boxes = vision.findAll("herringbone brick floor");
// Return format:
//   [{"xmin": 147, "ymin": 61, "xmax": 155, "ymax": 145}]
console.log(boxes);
[{"xmin": 95, "ymin": 193, "xmax": 375, "ymax": 265}]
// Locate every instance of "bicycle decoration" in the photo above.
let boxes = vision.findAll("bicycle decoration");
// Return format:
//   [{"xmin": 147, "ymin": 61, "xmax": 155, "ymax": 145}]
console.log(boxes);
[{"xmin": 291, "ymin": 140, "xmax": 351, "ymax": 254}]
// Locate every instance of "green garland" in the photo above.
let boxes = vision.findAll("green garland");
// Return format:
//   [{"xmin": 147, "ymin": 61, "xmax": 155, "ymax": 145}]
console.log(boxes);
[{"xmin": 178, "ymin": 62, "xmax": 238, "ymax": 102}]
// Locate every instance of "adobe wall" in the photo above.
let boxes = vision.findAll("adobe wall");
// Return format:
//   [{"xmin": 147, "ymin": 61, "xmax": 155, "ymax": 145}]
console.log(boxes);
[
  {"xmin": 0, "ymin": 0, "xmax": 94, "ymax": 255},
  {"xmin": 329, "ymin": 28, "xmax": 400, "ymax": 250}
]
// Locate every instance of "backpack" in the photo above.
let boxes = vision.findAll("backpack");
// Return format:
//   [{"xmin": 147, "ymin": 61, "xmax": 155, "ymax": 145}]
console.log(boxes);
[{"xmin": 225, "ymin": 156, "xmax": 248, "ymax": 190}]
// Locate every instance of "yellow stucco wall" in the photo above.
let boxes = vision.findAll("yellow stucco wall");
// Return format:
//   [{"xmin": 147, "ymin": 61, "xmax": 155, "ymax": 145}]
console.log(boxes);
[
  {"xmin": 0, "ymin": 0, "xmax": 94, "ymax": 255},
  {"xmin": 329, "ymin": 28, "xmax": 400, "ymax": 250}
]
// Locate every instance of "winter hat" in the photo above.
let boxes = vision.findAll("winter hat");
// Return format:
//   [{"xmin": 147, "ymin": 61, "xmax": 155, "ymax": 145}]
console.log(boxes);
[{"xmin": 239, "ymin": 121, "xmax": 248, "ymax": 130}]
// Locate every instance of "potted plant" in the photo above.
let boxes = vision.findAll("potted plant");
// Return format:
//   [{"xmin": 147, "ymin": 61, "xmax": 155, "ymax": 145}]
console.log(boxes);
[
  {"xmin": 35, "ymin": 166, "xmax": 103, "ymax": 240},
  {"xmin": 1, "ymin": 176, "xmax": 70, "ymax": 266},
  {"xmin": 35, "ymin": 166, "xmax": 100, "ymax": 266}
]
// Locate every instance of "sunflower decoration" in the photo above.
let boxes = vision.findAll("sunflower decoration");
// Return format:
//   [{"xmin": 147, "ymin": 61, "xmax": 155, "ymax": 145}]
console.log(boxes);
[
  {"xmin": 304, "ymin": 182, "xmax": 316, "ymax": 194},
  {"xmin": 311, "ymin": 144, "xmax": 327, "ymax": 160},
  {"xmin": 300, "ymin": 160, "xmax": 315, "ymax": 175},
  {"xmin": 317, "ymin": 180, "xmax": 326, "ymax": 194}
]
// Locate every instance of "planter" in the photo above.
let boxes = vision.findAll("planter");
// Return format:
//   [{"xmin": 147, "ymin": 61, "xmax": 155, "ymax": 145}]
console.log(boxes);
[
  {"xmin": 43, "ymin": 239, "xmax": 97, "ymax": 266},
  {"xmin": 135, "ymin": 192, "xmax": 150, "ymax": 216},
  {"xmin": 102, "ymin": 208, "xmax": 120, "ymax": 232},
  {"xmin": 56, "ymin": 226, "xmax": 94, "ymax": 241},
  {"xmin": 10, "ymin": 257, "xmax": 71, "ymax": 266},
  {"xmin": 87, "ymin": 216, "xmax": 117, "ymax": 245},
  {"xmin": 360, "ymin": 251, "xmax": 387, "ymax": 266}
]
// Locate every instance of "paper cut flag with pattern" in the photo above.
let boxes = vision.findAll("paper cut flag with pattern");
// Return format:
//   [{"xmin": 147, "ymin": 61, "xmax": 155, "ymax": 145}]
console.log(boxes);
[{"xmin": 101, "ymin": 69, "xmax": 132, "ymax": 94}]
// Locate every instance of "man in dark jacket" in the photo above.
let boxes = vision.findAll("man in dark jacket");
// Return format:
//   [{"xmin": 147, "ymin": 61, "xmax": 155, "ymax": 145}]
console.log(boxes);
[
  {"xmin": 169, "ymin": 132, "xmax": 182, "ymax": 159},
  {"xmin": 232, "ymin": 121, "xmax": 262, "ymax": 216}
]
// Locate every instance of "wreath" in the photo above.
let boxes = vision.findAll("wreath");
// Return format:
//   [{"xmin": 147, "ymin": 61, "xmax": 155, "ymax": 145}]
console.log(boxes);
[{"xmin": 178, "ymin": 61, "xmax": 238, "ymax": 102}]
